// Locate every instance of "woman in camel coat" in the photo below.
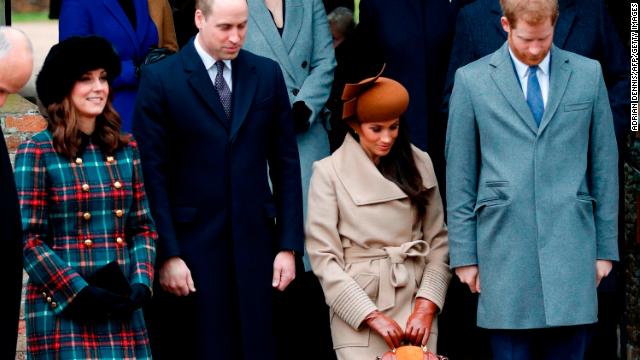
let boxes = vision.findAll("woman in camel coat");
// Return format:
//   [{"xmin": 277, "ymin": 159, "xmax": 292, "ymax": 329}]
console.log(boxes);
[{"xmin": 306, "ymin": 71, "xmax": 451, "ymax": 359}]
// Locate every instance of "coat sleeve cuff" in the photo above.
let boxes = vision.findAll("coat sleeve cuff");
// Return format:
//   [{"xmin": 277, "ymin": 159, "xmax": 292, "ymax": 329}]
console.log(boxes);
[
  {"xmin": 49, "ymin": 273, "xmax": 89, "ymax": 315},
  {"xmin": 330, "ymin": 281, "xmax": 378, "ymax": 330},
  {"xmin": 416, "ymin": 265, "xmax": 452, "ymax": 312}
]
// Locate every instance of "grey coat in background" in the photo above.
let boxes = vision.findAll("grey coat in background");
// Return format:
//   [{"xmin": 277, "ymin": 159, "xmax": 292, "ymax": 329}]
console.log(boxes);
[{"xmin": 244, "ymin": 0, "xmax": 336, "ymax": 244}]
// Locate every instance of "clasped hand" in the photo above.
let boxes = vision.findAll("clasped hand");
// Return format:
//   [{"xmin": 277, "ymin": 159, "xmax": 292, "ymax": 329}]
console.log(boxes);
[{"xmin": 365, "ymin": 297, "xmax": 438, "ymax": 349}]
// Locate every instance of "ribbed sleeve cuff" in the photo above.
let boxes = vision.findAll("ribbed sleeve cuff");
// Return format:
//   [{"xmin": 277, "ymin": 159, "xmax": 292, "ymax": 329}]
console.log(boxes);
[
  {"xmin": 416, "ymin": 266, "xmax": 451, "ymax": 311},
  {"xmin": 331, "ymin": 281, "xmax": 378, "ymax": 329}
]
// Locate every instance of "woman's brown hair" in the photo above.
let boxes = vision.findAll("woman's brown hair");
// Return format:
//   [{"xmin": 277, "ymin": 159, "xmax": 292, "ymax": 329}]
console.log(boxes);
[
  {"xmin": 46, "ymin": 88, "xmax": 129, "ymax": 159},
  {"xmin": 350, "ymin": 121, "xmax": 430, "ymax": 220}
]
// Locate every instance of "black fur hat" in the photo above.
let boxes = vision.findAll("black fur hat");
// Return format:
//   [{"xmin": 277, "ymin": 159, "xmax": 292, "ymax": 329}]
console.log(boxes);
[{"xmin": 36, "ymin": 35, "xmax": 121, "ymax": 108}]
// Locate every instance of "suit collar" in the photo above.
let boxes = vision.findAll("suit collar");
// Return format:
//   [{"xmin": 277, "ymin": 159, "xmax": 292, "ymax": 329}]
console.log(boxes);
[
  {"xmin": 248, "ymin": 0, "xmax": 301, "ymax": 83},
  {"xmin": 538, "ymin": 45, "xmax": 572, "ymax": 134},
  {"xmin": 229, "ymin": 51, "xmax": 257, "ymax": 142},
  {"xmin": 331, "ymin": 134, "xmax": 408, "ymax": 206},
  {"xmin": 489, "ymin": 43, "xmax": 539, "ymax": 133},
  {"xmin": 281, "ymin": 0, "xmax": 303, "ymax": 54},
  {"xmin": 103, "ymin": 0, "xmax": 150, "ymax": 56},
  {"xmin": 489, "ymin": 44, "xmax": 572, "ymax": 136},
  {"xmin": 182, "ymin": 40, "xmax": 230, "ymax": 130}
]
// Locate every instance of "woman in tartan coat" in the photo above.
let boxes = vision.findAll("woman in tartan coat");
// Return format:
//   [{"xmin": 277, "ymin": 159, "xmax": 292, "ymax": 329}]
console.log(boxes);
[{"xmin": 14, "ymin": 36, "xmax": 157, "ymax": 359}]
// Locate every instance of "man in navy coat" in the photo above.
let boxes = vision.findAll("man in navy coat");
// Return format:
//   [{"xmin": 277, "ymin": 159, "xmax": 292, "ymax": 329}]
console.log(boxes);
[
  {"xmin": 132, "ymin": 0, "xmax": 304, "ymax": 358},
  {"xmin": 440, "ymin": 1, "xmax": 630, "ymax": 358},
  {"xmin": 0, "ymin": 27, "xmax": 32, "ymax": 360}
]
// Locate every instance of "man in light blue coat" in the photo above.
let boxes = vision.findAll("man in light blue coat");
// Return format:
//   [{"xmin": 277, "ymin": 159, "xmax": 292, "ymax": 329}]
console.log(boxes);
[{"xmin": 445, "ymin": 0, "xmax": 618, "ymax": 357}]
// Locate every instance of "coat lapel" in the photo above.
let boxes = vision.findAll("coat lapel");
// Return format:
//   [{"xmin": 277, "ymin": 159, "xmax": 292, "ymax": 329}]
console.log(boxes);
[
  {"xmin": 230, "ymin": 51, "xmax": 258, "ymax": 142},
  {"xmin": 133, "ymin": 0, "xmax": 151, "ymax": 41},
  {"xmin": 553, "ymin": 0, "xmax": 576, "ymax": 49},
  {"xmin": 332, "ymin": 135, "xmax": 408, "ymax": 206},
  {"xmin": 104, "ymin": 0, "xmax": 138, "ymax": 51},
  {"xmin": 538, "ymin": 46, "xmax": 572, "ymax": 134},
  {"xmin": 248, "ymin": 0, "xmax": 300, "ymax": 83},
  {"xmin": 489, "ymin": 43, "xmax": 538, "ymax": 134},
  {"xmin": 182, "ymin": 41, "xmax": 230, "ymax": 130},
  {"xmin": 281, "ymin": 0, "xmax": 303, "ymax": 53}
]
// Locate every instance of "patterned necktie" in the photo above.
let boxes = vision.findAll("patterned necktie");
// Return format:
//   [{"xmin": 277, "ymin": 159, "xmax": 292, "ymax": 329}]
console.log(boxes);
[
  {"xmin": 214, "ymin": 61, "xmax": 232, "ymax": 120},
  {"xmin": 527, "ymin": 65, "xmax": 544, "ymax": 126}
]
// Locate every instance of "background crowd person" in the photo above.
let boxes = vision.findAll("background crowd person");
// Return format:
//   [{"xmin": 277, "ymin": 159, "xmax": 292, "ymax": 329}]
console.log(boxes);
[
  {"xmin": 0, "ymin": 26, "xmax": 32, "ymax": 360},
  {"xmin": 242, "ymin": 1, "xmax": 336, "ymax": 357},
  {"xmin": 149, "ymin": 0, "xmax": 179, "ymax": 52},
  {"xmin": 132, "ymin": 0, "xmax": 304, "ymax": 358},
  {"xmin": 440, "ymin": 0, "xmax": 630, "ymax": 358},
  {"xmin": 326, "ymin": 6, "xmax": 356, "ymax": 152},
  {"xmin": 15, "ymin": 35, "xmax": 157, "ymax": 359},
  {"xmin": 306, "ymin": 71, "xmax": 450, "ymax": 359},
  {"xmin": 59, "ymin": 0, "xmax": 159, "ymax": 132},
  {"xmin": 353, "ymin": 0, "xmax": 466, "ymax": 181},
  {"xmin": 446, "ymin": 0, "xmax": 619, "ymax": 358}
]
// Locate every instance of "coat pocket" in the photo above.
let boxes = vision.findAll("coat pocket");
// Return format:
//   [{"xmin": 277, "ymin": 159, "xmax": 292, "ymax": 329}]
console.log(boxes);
[
  {"xmin": 564, "ymin": 101, "xmax": 591, "ymax": 112},
  {"xmin": 329, "ymin": 308, "xmax": 371, "ymax": 349},
  {"xmin": 353, "ymin": 272, "xmax": 379, "ymax": 301}
]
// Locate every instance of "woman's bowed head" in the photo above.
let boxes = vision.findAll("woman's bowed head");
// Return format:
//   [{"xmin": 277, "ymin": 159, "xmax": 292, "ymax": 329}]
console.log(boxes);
[
  {"xmin": 341, "ymin": 65, "xmax": 410, "ymax": 164},
  {"xmin": 36, "ymin": 35, "xmax": 129, "ymax": 158}
]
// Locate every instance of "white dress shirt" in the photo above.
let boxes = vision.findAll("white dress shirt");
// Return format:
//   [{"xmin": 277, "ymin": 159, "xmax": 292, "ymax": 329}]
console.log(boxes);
[
  {"xmin": 194, "ymin": 34, "xmax": 233, "ymax": 91},
  {"xmin": 509, "ymin": 48, "xmax": 550, "ymax": 108}
]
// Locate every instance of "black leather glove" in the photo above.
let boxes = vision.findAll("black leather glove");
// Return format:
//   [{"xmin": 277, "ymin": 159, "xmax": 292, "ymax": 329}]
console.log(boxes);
[
  {"xmin": 292, "ymin": 101, "xmax": 311, "ymax": 133},
  {"xmin": 66, "ymin": 285, "xmax": 130, "ymax": 320}
]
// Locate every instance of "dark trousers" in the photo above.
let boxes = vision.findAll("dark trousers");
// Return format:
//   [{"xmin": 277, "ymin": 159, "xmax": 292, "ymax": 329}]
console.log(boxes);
[
  {"xmin": 273, "ymin": 258, "xmax": 336, "ymax": 360},
  {"xmin": 489, "ymin": 325, "xmax": 591, "ymax": 360}
]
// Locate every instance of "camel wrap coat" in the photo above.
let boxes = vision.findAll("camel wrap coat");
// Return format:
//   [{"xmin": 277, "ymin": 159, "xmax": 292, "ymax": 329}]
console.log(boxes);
[{"xmin": 306, "ymin": 134, "xmax": 451, "ymax": 359}]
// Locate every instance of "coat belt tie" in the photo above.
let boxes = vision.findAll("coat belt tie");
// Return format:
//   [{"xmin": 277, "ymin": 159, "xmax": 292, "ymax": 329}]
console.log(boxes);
[{"xmin": 343, "ymin": 240, "xmax": 430, "ymax": 311}]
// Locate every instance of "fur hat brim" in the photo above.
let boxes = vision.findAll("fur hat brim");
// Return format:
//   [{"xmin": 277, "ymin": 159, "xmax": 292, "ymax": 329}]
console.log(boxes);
[{"xmin": 36, "ymin": 35, "xmax": 121, "ymax": 109}]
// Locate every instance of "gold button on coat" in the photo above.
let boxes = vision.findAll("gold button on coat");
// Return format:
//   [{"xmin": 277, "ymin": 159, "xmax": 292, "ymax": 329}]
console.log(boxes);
[
  {"xmin": 114, "ymin": 181, "xmax": 122, "ymax": 189},
  {"xmin": 51, "ymin": 302, "xmax": 57, "ymax": 308},
  {"xmin": 81, "ymin": 184, "xmax": 90, "ymax": 192},
  {"xmin": 75, "ymin": 158, "xmax": 83, "ymax": 165},
  {"xmin": 115, "ymin": 209, "xmax": 124, "ymax": 218},
  {"xmin": 83, "ymin": 212, "xmax": 91, "ymax": 220},
  {"xmin": 116, "ymin": 237, "xmax": 124, "ymax": 244},
  {"xmin": 46, "ymin": 296, "xmax": 52, "ymax": 303},
  {"xmin": 41, "ymin": 292, "xmax": 47, "ymax": 298},
  {"xmin": 84, "ymin": 239, "xmax": 93, "ymax": 247},
  {"xmin": 106, "ymin": 156, "xmax": 114, "ymax": 163}
]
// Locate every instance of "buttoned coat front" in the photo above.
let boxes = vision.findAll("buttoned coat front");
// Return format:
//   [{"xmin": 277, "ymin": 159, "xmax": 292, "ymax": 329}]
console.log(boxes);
[
  {"xmin": 306, "ymin": 135, "xmax": 451, "ymax": 359},
  {"xmin": 15, "ymin": 131, "xmax": 157, "ymax": 359},
  {"xmin": 445, "ymin": 44, "xmax": 619, "ymax": 329},
  {"xmin": 243, "ymin": 0, "xmax": 336, "ymax": 220},
  {"xmin": 132, "ymin": 43, "xmax": 304, "ymax": 360}
]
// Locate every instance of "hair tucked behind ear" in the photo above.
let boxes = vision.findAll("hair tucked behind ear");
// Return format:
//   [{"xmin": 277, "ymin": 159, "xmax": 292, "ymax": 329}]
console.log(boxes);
[{"xmin": 47, "ymin": 90, "xmax": 129, "ymax": 159}]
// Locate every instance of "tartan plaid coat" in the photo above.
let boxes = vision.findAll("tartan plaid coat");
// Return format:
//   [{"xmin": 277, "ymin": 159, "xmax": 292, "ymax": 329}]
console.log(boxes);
[{"xmin": 15, "ymin": 130, "xmax": 157, "ymax": 359}]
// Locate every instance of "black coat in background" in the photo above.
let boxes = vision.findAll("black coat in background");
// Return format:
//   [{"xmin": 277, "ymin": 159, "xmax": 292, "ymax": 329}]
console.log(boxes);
[
  {"xmin": 440, "ymin": 0, "xmax": 630, "ymax": 358},
  {"xmin": 133, "ymin": 42, "xmax": 304, "ymax": 360},
  {"xmin": 354, "ymin": 0, "xmax": 463, "ymax": 182},
  {"xmin": 0, "ymin": 129, "xmax": 23, "ymax": 360}
]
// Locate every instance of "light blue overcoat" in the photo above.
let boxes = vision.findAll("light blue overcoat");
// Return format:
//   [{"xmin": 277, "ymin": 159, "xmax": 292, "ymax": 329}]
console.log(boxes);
[
  {"xmin": 445, "ymin": 43, "xmax": 619, "ymax": 329},
  {"xmin": 243, "ymin": 0, "xmax": 336, "ymax": 213}
]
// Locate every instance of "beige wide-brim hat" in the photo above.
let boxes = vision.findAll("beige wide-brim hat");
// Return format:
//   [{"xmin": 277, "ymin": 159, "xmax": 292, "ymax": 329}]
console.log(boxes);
[{"xmin": 341, "ymin": 64, "xmax": 409, "ymax": 123}]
